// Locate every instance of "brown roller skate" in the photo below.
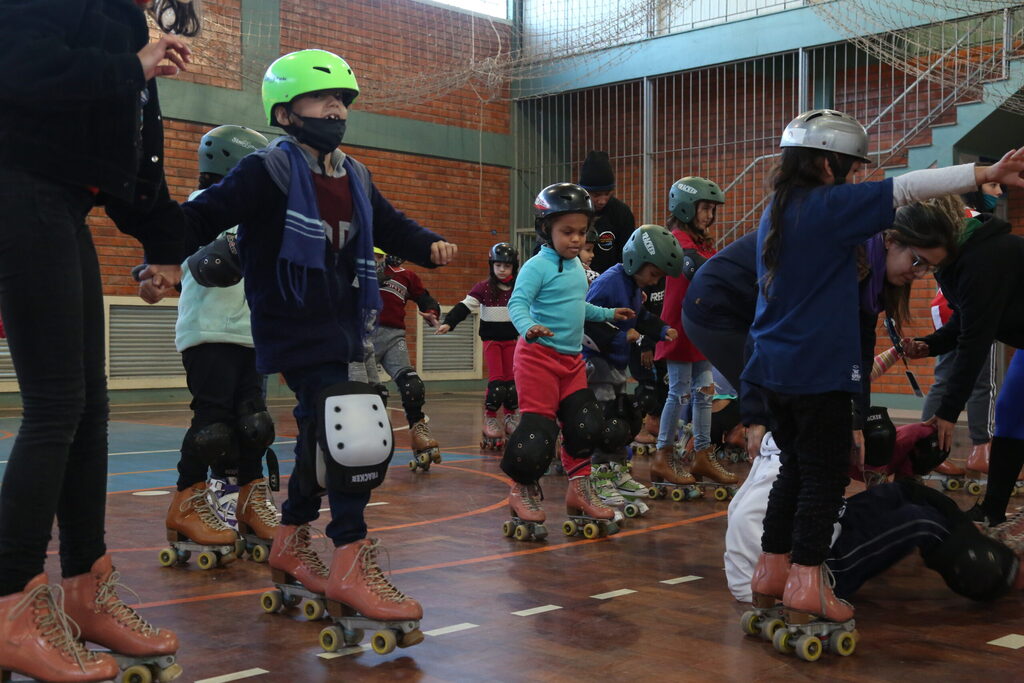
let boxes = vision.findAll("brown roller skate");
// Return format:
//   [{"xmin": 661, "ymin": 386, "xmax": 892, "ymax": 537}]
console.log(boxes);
[
  {"xmin": 630, "ymin": 415, "xmax": 659, "ymax": 457},
  {"xmin": 773, "ymin": 563, "xmax": 858, "ymax": 662},
  {"xmin": 0, "ymin": 574, "xmax": 120, "ymax": 682},
  {"xmin": 236, "ymin": 477, "xmax": 280, "ymax": 563},
  {"xmin": 648, "ymin": 445, "xmax": 700, "ymax": 502},
  {"xmin": 318, "ymin": 539, "xmax": 424, "ymax": 655},
  {"xmin": 408, "ymin": 417, "xmax": 441, "ymax": 472},
  {"xmin": 261, "ymin": 524, "xmax": 332, "ymax": 621},
  {"xmin": 924, "ymin": 459, "xmax": 967, "ymax": 492},
  {"xmin": 563, "ymin": 475, "xmax": 621, "ymax": 538},
  {"xmin": 63, "ymin": 555, "xmax": 181, "ymax": 681},
  {"xmin": 964, "ymin": 442, "xmax": 991, "ymax": 496},
  {"xmin": 690, "ymin": 445, "xmax": 740, "ymax": 501},
  {"xmin": 504, "ymin": 482, "xmax": 547, "ymax": 541},
  {"xmin": 160, "ymin": 483, "xmax": 241, "ymax": 570},
  {"xmin": 740, "ymin": 552, "xmax": 790, "ymax": 641}
]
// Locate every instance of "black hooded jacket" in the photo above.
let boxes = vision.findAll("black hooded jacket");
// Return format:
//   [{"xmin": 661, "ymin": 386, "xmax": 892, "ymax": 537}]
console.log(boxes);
[{"xmin": 920, "ymin": 214, "xmax": 1024, "ymax": 422}]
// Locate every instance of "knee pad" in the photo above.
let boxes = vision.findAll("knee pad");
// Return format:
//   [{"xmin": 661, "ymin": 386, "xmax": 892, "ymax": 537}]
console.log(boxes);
[
  {"xmin": 864, "ymin": 406, "xmax": 896, "ymax": 468},
  {"xmin": 557, "ymin": 388, "xmax": 603, "ymax": 458},
  {"xmin": 187, "ymin": 422, "xmax": 238, "ymax": 470},
  {"xmin": 315, "ymin": 381, "xmax": 394, "ymax": 493},
  {"xmin": 236, "ymin": 397, "xmax": 275, "ymax": 450},
  {"xmin": 373, "ymin": 382, "xmax": 390, "ymax": 408},
  {"xmin": 598, "ymin": 400, "xmax": 634, "ymax": 452},
  {"xmin": 395, "ymin": 369, "xmax": 425, "ymax": 410},
  {"xmin": 503, "ymin": 381, "xmax": 518, "ymax": 411},
  {"xmin": 485, "ymin": 380, "xmax": 507, "ymax": 413},
  {"xmin": 500, "ymin": 413, "xmax": 559, "ymax": 484},
  {"xmin": 633, "ymin": 383, "xmax": 660, "ymax": 417},
  {"xmin": 923, "ymin": 523, "xmax": 1018, "ymax": 602}
]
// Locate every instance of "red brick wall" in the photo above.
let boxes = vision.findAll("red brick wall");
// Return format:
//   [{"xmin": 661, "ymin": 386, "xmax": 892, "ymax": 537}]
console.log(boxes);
[{"xmin": 93, "ymin": 0, "xmax": 512, "ymax": 379}]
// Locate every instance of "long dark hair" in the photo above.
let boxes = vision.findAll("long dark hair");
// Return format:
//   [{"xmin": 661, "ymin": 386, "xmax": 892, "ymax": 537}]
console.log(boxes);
[
  {"xmin": 761, "ymin": 148, "xmax": 834, "ymax": 293},
  {"xmin": 666, "ymin": 213, "xmax": 713, "ymax": 251},
  {"xmin": 880, "ymin": 196, "xmax": 962, "ymax": 325}
]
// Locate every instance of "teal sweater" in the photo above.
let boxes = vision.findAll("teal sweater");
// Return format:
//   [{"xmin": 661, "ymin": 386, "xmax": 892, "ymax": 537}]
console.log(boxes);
[
  {"xmin": 508, "ymin": 245, "xmax": 616, "ymax": 355},
  {"xmin": 174, "ymin": 190, "xmax": 253, "ymax": 352}
]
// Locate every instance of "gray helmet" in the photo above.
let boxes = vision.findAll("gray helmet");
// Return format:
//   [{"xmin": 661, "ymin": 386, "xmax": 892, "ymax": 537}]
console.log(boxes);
[
  {"xmin": 198, "ymin": 125, "xmax": 269, "ymax": 177},
  {"xmin": 669, "ymin": 177, "xmax": 725, "ymax": 224},
  {"xmin": 780, "ymin": 109, "xmax": 871, "ymax": 163},
  {"xmin": 621, "ymin": 224, "xmax": 683, "ymax": 277}
]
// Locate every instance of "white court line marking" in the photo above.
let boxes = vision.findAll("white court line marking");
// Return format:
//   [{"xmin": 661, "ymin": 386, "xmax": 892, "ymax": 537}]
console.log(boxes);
[
  {"xmin": 661, "ymin": 575, "xmax": 703, "ymax": 585},
  {"xmin": 194, "ymin": 668, "xmax": 269, "ymax": 683},
  {"xmin": 318, "ymin": 644, "xmax": 371, "ymax": 658},
  {"xmin": 590, "ymin": 589, "xmax": 637, "ymax": 600},
  {"xmin": 512, "ymin": 604, "xmax": 562, "ymax": 617},
  {"xmin": 988, "ymin": 634, "xmax": 1024, "ymax": 649},
  {"xmin": 132, "ymin": 490, "xmax": 171, "ymax": 497},
  {"xmin": 321, "ymin": 502, "xmax": 389, "ymax": 513},
  {"xmin": 424, "ymin": 622, "xmax": 479, "ymax": 637}
]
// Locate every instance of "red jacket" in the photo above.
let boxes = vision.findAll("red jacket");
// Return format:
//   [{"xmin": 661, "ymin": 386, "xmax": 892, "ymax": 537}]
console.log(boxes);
[
  {"xmin": 379, "ymin": 266, "xmax": 439, "ymax": 330},
  {"xmin": 655, "ymin": 229, "xmax": 716, "ymax": 362}
]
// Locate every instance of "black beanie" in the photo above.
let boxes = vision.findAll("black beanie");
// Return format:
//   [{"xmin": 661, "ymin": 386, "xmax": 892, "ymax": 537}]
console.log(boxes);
[{"xmin": 579, "ymin": 150, "xmax": 615, "ymax": 191}]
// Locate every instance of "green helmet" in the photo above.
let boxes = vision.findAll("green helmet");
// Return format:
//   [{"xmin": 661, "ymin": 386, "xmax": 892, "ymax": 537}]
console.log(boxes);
[
  {"xmin": 198, "ymin": 125, "xmax": 268, "ymax": 176},
  {"xmin": 262, "ymin": 49, "xmax": 359, "ymax": 126},
  {"xmin": 621, "ymin": 224, "xmax": 683, "ymax": 277},
  {"xmin": 669, "ymin": 176, "xmax": 725, "ymax": 224}
]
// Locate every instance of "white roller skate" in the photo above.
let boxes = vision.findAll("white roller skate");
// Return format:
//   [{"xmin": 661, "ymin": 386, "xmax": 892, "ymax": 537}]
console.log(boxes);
[
  {"xmin": 610, "ymin": 461, "xmax": 650, "ymax": 517},
  {"xmin": 408, "ymin": 416, "xmax": 441, "ymax": 472},
  {"xmin": 480, "ymin": 414, "xmax": 504, "ymax": 451},
  {"xmin": 207, "ymin": 476, "xmax": 240, "ymax": 530},
  {"xmin": 590, "ymin": 464, "xmax": 629, "ymax": 512}
]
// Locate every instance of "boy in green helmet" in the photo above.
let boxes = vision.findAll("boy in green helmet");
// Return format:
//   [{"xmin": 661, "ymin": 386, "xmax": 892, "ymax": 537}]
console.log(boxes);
[
  {"xmin": 151, "ymin": 49, "xmax": 457, "ymax": 648},
  {"xmin": 583, "ymin": 225, "xmax": 680, "ymax": 517}
]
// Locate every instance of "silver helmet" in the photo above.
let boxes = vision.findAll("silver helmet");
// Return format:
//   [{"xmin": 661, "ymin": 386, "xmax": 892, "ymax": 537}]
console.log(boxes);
[{"xmin": 780, "ymin": 109, "xmax": 871, "ymax": 163}]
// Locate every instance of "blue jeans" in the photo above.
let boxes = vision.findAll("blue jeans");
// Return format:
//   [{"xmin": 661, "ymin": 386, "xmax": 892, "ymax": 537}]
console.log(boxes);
[
  {"xmin": 656, "ymin": 360, "xmax": 713, "ymax": 450},
  {"xmin": 282, "ymin": 362, "xmax": 371, "ymax": 546}
]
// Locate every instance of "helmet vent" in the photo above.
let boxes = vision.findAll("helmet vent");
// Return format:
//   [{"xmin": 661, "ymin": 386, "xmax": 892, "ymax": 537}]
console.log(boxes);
[{"xmin": 313, "ymin": 66, "xmax": 331, "ymax": 74}]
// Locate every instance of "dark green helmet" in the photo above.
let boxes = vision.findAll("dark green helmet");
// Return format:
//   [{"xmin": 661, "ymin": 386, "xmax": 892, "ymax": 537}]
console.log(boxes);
[
  {"xmin": 669, "ymin": 176, "xmax": 725, "ymax": 224},
  {"xmin": 621, "ymin": 224, "xmax": 683, "ymax": 277},
  {"xmin": 198, "ymin": 125, "xmax": 268, "ymax": 177}
]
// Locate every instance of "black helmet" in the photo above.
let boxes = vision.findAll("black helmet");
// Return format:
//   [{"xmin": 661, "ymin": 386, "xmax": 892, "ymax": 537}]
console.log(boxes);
[
  {"xmin": 533, "ymin": 183, "xmax": 594, "ymax": 242},
  {"xmin": 489, "ymin": 242, "xmax": 518, "ymax": 266},
  {"xmin": 385, "ymin": 254, "xmax": 404, "ymax": 268}
]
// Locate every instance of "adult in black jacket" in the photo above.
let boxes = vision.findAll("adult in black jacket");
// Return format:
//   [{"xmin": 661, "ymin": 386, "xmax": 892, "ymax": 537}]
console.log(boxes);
[
  {"xmin": 0, "ymin": 1, "xmax": 192, "ymax": 678},
  {"xmin": 906, "ymin": 212, "xmax": 1024, "ymax": 525},
  {"xmin": 578, "ymin": 150, "xmax": 637, "ymax": 273}
]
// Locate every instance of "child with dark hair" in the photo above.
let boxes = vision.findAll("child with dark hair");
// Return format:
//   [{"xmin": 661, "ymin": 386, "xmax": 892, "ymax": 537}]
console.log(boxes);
[{"xmin": 437, "ymin": 242, "xmax": 521, "ymax": 450}]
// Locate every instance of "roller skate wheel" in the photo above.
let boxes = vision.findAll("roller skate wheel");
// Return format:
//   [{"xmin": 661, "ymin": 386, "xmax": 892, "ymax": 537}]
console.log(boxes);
[
  {"xmin": 408, "ymin": 460, "xmax": 418, "ymax": 471},
  {"xmin": 123, "ymin": 664, "xmax": 153, "ymax": 683},
  {"xmin": 250, "ymin": 543, "xmax": 269, "ymax": 563},
  {"xmin": 260, "ymin": 589, "xmax": 283, "ymax": 614},
  {"xmin": 156, "ymin": 662, "xmax": 183, "ymax": 683},
  {"xmin": 371, "ymin": 629, "xmax": 398, "ymax": 655},
  {"xmin": 794, "ymin": 634, "xmax": 822, "ymax": 662},
  {"xmin": 416, "ymin": 452, "xmax": 431, "ymax": 466},
  {"xmin": 196, "ymin": 551, "xmax": 218, "ymax": 570},
  {"xmin": 670, "ymin": 488, "xmax": 685, "ymax": 502},
  {"xmin": 967, "ymin": 482, "xmax": 983, "ymax": 496},
  {"xmin": 713, "ymin": 487, "xmax": 730, "ymax": 502},
  {"xmin": 582, "ymin": 522, "xmax": 600, "ymax": 539},
  {"xmin": 623, "ymin": 503, "xmax": 639, "ymax": 518},
  {"xmin": 830, "ymin": 630, "xmax": 857, "ymax": 656},
  {"xmin": 761, "ymin": 617, "xmax": 785, "ymax": 641},
  {"xmin": 945, "ymin": 478, "xmax": 961, "ymax": 491},
  {"xmin": 740, "ymin": 610, "xmax": 761, "ymax": 636},
  {"xmin": 319, "ymin": 625, "xmax": 344, "ymax": 652},
  {"xmin": 399, "ymin": 628, "xmax": 424, "ymax": 648},
  {"xmin": 605, "ymin": 521, "xmax": 619, "ymax": 535},
  {"xmin": 533, "ymin": 524, "xmax": 548, "ymax": 540},
  {"xmin": 562, "ymin": 520, "xmax": 578, "ymax": 536},
  {"xmin": 773, "ymin": 628, "xmax": 795, "ymax": 655},
  {"xmin": 513, "ymin": 524, "xmax": 532, "ymax": 541},
  {"xmin": 157, "ymin": 548, "xmax": 177, "ymax": 568},
  {"xmin": 501, "ymin": 520, "xmax": 515, "ymax": 537},
  {"xmin": 687, "ymin": 487, "xmax": 703, "ymax": 500},
  {"xmin": 647, "ymin": 486, "xmax": 659, "ymax": 499},
  {"xmin": 301, "ymin": 598, "xmax": 325, "ymax": 620},
  {"xmin": 343, "ymin": 626, "xmax": 366, "ymax": 646}
]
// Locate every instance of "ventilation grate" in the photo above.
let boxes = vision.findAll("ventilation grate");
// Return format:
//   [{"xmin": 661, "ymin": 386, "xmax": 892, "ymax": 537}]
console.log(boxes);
[{"xmin": 108, "ymin": 304, "xmax": 183, "ymax": 378}]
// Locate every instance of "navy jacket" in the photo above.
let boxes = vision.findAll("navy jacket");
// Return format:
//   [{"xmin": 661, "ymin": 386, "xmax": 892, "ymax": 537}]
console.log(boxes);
[
  {"xmin": 583, "ymin": 264, "xmax": 668, "ymax": 369},
  {"xmin": 183, "ymin": 144, "xmax": 443, "ymax": 375}
]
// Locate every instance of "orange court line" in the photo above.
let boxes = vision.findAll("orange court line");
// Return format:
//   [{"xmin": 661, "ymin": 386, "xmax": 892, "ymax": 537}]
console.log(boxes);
[{"xmin": 131, "ymin": 509, "xmax": 727, "ymax": 610}]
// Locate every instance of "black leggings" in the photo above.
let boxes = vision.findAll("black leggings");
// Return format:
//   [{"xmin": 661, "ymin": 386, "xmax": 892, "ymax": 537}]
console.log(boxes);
[
  {"xmin": 760, "ymin": 390, "xmax": 853, "ymax": 567},
  {"xmin": 0, "ymin": 167, "xmax": 108, "ymax": 594}
]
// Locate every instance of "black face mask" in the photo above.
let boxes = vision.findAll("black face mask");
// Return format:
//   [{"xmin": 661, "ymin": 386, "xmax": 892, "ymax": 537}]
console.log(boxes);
[{"xmin": 286, "ymin": 115, "xmax": 346, "ymax": 153}]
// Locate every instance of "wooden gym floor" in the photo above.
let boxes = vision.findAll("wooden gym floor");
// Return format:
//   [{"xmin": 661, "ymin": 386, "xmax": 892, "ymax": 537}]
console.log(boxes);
[{"xmin": 0, "ymin": 390, "xmax": 1020, "ymax": 682}]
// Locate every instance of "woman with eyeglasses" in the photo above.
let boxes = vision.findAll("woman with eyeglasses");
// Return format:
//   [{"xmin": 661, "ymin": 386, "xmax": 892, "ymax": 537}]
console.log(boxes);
[{"xmin": 903, "ymin": 191, "xmax": 1024, "ymax": 529}]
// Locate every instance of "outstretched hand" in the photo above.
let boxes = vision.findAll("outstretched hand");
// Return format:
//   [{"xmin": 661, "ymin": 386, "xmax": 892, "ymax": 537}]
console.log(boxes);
[
  {"xmin": 138, "ymin": 35, "xmax": 191, "ymax": 80},
  {"xmin": 925, "ymin": 415, "xmax": 956, "ymax": 451},
  {"xmin": 980, "ymin": 148, "xmax": 1024, "ymax": 189},
  {"xmin": 430, "ymin": 241, "xmax": 458, "ymax": 266},
  {"xmin": 612, "ymin": 308, "xmax": 636, "ymax": 321}
]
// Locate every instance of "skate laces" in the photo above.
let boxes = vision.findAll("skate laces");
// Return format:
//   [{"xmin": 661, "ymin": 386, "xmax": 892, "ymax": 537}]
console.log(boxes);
[
  {"xmin": 988, "ymin": 507, "xmax": 1024, "ymax": 551},
  {"xmin": 285, "ymin": 524, "xmax": 329, "ymax": 577},
  {"xmin": 613, "ymin": 463, "xmax": 645, "ymax": 491},
  {"xmin": 515, "ymin": 483, "xmax": 544, "ymax": 511},
  {"xmin": 343, "ymin": 540, "xmax": 409, "ymax": 603},
  {"xmin": 183, "ymin": 487, "xmax": 232, "ymax": 532},
  {"xmin": 412, "ymin": 419, "xmax": 433, "ymax": 443},
  {"xmin": 12, "ymin": 584, "xmax": 96, "ymax": 670},
  {"xmin": 579, "ymin": 477, "xmax": 609, "ymax": 508},
  {"xmin": 94, "ymin": 570, "xmax": 157, "ymax": 636},
  {"xmin": 242, "ymin": 480, "xmax": 279, "ymax": 526}
]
